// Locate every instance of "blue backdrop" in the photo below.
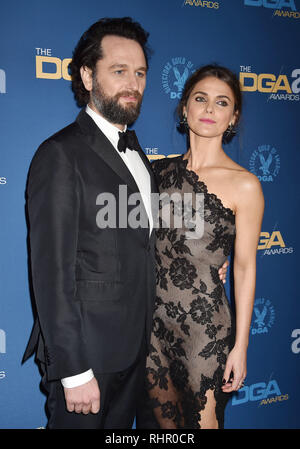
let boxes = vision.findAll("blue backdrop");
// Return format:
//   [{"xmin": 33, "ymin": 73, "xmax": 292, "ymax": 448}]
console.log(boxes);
[{"xmin": 0, "ymin": 0, "xmax": 299, "ymax": 429}]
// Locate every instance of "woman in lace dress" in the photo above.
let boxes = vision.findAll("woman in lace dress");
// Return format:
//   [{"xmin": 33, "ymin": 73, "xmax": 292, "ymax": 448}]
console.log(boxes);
[{"xmin": 137, "ymin": 65, "xmax": 264, "ymax": 429}]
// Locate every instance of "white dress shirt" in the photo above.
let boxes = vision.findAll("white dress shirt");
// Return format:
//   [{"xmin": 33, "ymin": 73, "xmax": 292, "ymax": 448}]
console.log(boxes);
[{"xmin": 61, "ymin": 105, "xmax": 153, "ymax": 388}]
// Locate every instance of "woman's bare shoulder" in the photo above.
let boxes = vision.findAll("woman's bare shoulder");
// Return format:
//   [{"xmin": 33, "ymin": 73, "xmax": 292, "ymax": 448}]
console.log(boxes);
[
  {"xmin": 235, "ymin": 169, "xmax": 262, "ymax": 194},
  {"xmin": 224, "ymin": 158, "xmax": 261, "ymax": 191}
]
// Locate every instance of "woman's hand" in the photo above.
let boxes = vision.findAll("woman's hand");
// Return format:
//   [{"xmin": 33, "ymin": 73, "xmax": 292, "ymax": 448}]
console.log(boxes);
[
  {"xmin": 218, "ymin": 259, "xmax": 229, "ymax": 284},
  {"xmin": 221, "ymin": 346, "xmax": 247, "ymax": 393}
]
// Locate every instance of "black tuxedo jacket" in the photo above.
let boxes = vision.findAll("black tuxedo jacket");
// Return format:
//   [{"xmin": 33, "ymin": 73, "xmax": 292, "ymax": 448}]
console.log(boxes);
[{"xmin": 23, "ymin": 109, "xmax": 157, "ymax": 382}]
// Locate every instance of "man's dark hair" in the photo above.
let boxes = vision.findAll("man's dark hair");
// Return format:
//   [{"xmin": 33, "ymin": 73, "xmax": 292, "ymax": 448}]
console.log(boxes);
[{"xmin": 70, "ymin": 17, "xmax": 150, "ymax": 107}]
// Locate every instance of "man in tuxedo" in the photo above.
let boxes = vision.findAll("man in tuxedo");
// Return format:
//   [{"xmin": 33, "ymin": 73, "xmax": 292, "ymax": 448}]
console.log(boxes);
[
  {"xmin": 23, "ymin": 17, "xmax": 156, "ymax": 429},
  {"xmin": 23, "ymin": 17, "xmax": 228, "ymax": 429}
]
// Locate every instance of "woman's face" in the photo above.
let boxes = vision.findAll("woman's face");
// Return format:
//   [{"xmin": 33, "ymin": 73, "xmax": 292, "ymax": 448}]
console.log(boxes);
[{"xmin": 183, "ymin": 76, "xmax": 237, "ymax": 140}]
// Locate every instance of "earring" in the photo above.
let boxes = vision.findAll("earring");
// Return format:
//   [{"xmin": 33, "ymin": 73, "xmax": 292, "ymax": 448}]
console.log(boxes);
[
  {"xmin": 180, "ymin": 114, "xmax": 189, "ymax": 132},
  {"xmin": 223, "ymin": 122, "xmax": 237, "ymax": 139}
]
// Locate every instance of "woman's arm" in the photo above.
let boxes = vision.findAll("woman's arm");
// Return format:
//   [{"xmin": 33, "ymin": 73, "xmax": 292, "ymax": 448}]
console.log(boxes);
[{"xmin": 222, "ymin": 172, "xmax": 264, "ymax": 393}]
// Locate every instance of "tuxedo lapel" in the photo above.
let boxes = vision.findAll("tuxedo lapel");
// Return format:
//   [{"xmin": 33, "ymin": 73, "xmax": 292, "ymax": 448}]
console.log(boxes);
[
  {"xmin": 76, "ymin": 109, "xmax": 139, "ymax": 194},
  {"xmin": 135, "ymin": 143, "xmax": 158, "ymax": 195},
  {"xmin": 76, "ymin": 109, "xmax": 157, "ymax": 239},
  {"xmin": 135, "ymin": 146, "xmax": 159, "ymax": 238}
]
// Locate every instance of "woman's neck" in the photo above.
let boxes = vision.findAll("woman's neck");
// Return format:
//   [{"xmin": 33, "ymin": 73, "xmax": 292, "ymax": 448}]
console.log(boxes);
[{"xmin": 184, "ymin": 134, "xmax": 226, "ymax": 171}]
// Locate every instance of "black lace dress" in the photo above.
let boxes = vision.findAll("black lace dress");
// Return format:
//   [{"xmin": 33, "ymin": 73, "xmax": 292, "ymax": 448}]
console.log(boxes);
[{"xmin": 137, "ymin": 156, "xmax": 236, "ymax": 429}]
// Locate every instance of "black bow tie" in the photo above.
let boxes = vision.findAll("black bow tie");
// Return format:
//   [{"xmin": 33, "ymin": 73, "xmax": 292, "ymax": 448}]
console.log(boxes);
[{"xmin": 117, "ymin": 129, "xmax": 142, "ymax": 153}]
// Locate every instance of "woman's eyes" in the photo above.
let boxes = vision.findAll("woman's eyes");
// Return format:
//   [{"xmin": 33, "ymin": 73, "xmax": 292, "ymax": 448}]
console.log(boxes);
[
  {"xmin": 195, "ymin": 96, "xmax": 228, "ymax": 106},
  {"xmin": 195, "ymin": 96, "xmax": 206, "ymax": 102},
  {"xmin": 217, "ymin": 100, "xmax": 228, "ymax": 107}
]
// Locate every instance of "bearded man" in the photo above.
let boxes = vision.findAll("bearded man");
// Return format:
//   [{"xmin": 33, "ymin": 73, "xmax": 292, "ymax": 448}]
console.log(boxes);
[{"xmin": 23, "ymin": 17, "xmax": 156, "ymax": 429}]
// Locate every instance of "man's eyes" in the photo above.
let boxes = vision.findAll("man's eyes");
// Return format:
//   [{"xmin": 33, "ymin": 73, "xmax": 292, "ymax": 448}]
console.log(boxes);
[{"xmin": 112, "ymin": 70, "xmax": 145, "ymax": 77}]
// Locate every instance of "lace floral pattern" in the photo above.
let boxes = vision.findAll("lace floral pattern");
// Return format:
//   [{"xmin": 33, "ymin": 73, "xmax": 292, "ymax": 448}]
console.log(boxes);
[{"xmin": 138, "ymin": 156, "xmax": 236, "ymax": 429}]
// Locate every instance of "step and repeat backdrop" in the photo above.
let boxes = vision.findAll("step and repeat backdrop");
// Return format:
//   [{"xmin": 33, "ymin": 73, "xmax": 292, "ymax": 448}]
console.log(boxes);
[{"xmin": 0, "ymin": 0, "xmax": 299, "ymax": 429}]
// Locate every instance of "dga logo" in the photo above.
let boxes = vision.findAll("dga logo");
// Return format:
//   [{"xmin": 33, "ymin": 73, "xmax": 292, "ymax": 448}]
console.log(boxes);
[
  {"xmin": 183, "ymin": 0, "xmax": 220, "ymax": 9},
  {"xmin": 249, "ymin": 145, "xmax": 280, "ymax": 181},
  {"xmin": 291, "ymin": 329, "xmax": 300, "ymax": 354},
  {"xmin": 145, "ymin": 149, "xmax": 181, "ymax": 162},
  {"xmin": 232, "ymin": 377, "xmax": 288, "ymax": 406},
  {"xmin": 0, "ymin": 69, "xmax": 6, "ymax": 94},
  {"xmin": 258, "ymin": 230, "xmax": 294, "ymax": 255},
  {"xmin": 244, "ymin": 0, "xmax": 300, "ymax": 18},
  {"xmin": 35, "ymin": 48, "xmax": 71, "ymax": 80},
  {"xmin": 240, "ymin": 67, "xmax": 300, "ymax": 101},
  {"xmin": 0, "ymin": 329, "xmax": 6, "ymax": 354},
  {"xmin": 162, "ymin": 57, "xmax": 194, "ymax": 99},
  {"xmin": 251, "ymin": 298, "xmax": 275, "ymax": 335}
]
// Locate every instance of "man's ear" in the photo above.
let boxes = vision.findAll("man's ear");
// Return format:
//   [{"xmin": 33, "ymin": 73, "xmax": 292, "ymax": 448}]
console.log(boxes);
[{"xmin": 80, "ymin": 66, "xmax": 93, "ymax": 92}]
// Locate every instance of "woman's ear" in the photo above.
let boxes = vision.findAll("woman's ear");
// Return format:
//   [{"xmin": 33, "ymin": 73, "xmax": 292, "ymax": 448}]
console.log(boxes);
[{"xmin": 231, "ymin": 110, "xmax": 239, "ymax": 127}]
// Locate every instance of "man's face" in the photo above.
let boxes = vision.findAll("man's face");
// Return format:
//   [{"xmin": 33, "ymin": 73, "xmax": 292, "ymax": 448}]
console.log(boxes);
[{"xmin": 81, "ymin": 35, "xmax": 147, "ymax": 128}]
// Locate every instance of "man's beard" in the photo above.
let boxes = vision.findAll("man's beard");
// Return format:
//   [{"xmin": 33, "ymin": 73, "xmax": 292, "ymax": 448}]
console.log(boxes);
[{"xmin": 91, "ymin": 75, "xmax": 143, "ymax": 126}]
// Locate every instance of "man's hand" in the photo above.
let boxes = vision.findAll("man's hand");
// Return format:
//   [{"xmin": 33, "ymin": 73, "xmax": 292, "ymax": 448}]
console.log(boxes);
[
  {"xmin": 218, "ymin": 260, "xmax": 229, "ymax": 283},
  {"xmin": 64, "ymin": 377, "xmax": 100, "ymax": 415}
]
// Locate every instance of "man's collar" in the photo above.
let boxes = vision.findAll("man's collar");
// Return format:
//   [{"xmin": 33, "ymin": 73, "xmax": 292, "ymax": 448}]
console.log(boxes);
[{"xmin": 85, "ymin": 105, "xmax": 127, "ymax": 145}]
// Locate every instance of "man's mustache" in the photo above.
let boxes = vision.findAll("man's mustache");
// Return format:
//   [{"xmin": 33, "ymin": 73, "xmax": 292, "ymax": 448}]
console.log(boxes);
[{"xmin": 115, "ymin": 90, "xmax": 143, "ymax": 102}]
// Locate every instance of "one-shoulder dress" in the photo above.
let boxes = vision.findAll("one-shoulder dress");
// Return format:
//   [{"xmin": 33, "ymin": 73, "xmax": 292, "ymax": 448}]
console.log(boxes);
[{"xmin": 137, "ymin": 155, "xmax": 236, "ymax": 429}]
